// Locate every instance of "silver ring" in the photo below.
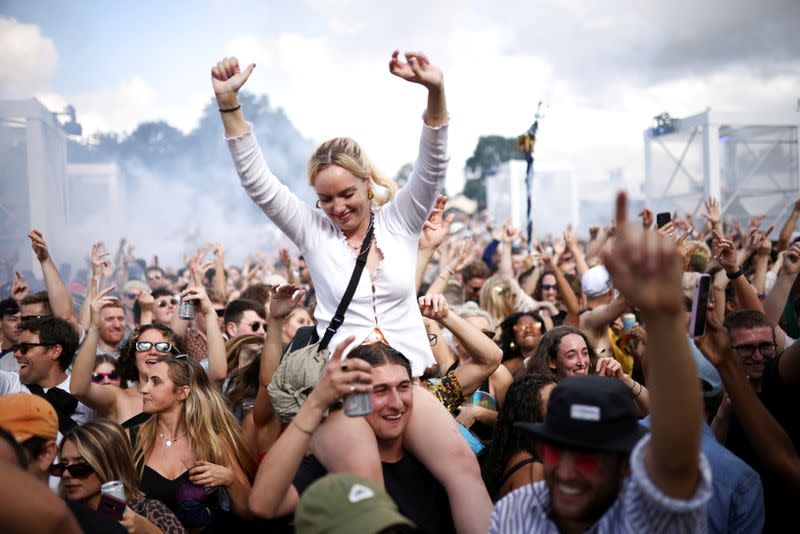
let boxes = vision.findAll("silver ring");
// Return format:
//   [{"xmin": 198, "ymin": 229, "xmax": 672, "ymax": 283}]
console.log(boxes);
[
  {"xmin": 350, "ymin": 384, "xmax": 355, "ymax": 393},
  {"xmin": 341, "ymin": 361, "xmax": 348, "ymax": 371}
]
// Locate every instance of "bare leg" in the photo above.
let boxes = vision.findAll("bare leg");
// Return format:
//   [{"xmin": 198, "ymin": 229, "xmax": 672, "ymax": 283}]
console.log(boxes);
[
  {"xmin": 310, "ymin": 408, "xmax": 384, "ymax": 484},
  {"xmin": 404, "ymin": 385, "xmax": 492, "ymax": 534}
]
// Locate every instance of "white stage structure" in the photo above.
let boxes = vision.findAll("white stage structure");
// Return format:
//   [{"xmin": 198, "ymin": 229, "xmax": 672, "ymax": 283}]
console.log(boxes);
[{"xmin": 644, "ymin": 109, "xmax": 800, "ymax": 228}]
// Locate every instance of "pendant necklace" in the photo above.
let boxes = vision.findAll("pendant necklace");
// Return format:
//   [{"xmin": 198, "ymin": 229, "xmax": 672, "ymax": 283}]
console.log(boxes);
[{"xmin": 158, "ymin": 428, "xmax": 186, "ymax": 447}]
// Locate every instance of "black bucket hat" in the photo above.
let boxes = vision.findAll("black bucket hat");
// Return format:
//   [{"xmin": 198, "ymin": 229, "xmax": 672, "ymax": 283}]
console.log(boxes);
[{"xmin": 515, "ymin": 375, "xmax": 648, "ymax": 453}]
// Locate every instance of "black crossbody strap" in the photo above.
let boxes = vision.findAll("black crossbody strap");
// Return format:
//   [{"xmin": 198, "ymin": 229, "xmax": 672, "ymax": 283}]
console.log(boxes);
[{"xmin": 318, "ymin": 216, "xmax": 375, "ymax": 351}]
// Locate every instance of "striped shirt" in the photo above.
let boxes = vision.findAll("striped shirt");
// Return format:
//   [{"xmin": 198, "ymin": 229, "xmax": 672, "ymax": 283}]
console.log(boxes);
[{"xmin": 490, "ymin": 434, "xmax": 712, "ymax": 533}]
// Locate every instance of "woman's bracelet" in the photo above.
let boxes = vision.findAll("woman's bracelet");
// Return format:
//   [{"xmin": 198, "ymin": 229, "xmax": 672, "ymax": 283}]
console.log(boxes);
[
  {"xmin": 630, "ymin": 380, "xmax": 643, "ymax": 398},
  {"xmin": 218, "ymin": 104, "xmax": 241, "ymax": 113},
  {"xmin": 291, "ymin": 419, "xmax": 314, "ymax": 436}
]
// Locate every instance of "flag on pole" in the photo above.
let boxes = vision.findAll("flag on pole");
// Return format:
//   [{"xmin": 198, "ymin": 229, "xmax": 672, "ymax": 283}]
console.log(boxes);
[{"xmin": 515, "ymin": 102, "xmax": 544, "ymax": 254}]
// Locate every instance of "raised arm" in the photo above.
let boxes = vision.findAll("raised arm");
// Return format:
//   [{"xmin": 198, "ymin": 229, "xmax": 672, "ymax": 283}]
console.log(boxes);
[
  {"xmin": 253, "ymin": 284, "xmax": 305, "ymax": 427},
  {"xmin": 580, "ymin": 294, "xmax": 628, "ymax": 332},
  {"xmin": 696, "ymin": 317, "xmax": 800, "ymax": 494},
  {"xmin": 212, "ymin": 243, "xmax": 227, "ymax": 298},
  {"xmin": 28, "ymin": 230, "xmax": 76, "ymax": 324},
  {"xmin": 713, "ymin": 230, "xmax": 765, "ymax": 313},
  {"xmin": 416, "ymin": 195, "xmax": 454, "ymax": 292},
  {"xmin": 540, "ymin": 248, "xmax": 580, "ymax": 327},
  {"xmin": 181, "ymin": 266, "xmax": 226, "ymax": 386},
  {"xmin": 602, "ymin": 191, "xmax": 703, "ymax": 499},
  {"xmin": 777, "ymin": 199, "xmax": 800, "ymax": 252},
  {"xmin": 69, "ymin": 283, "xmax": 122, "ymax": 416},
  {"xmin": 419, "ymin": 294, "xmax": 502, "ymax": 396},
  {"xmin": 249, "ymin": 337, "xmax": 371, "ymax": 518},
  {"xmin": 563, "ymin": 230, "xmax": 589, "ymax": 277}
]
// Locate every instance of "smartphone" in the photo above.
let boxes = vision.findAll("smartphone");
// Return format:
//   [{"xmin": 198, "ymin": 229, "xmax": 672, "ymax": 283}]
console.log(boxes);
[
  {"xmin": 689, "ymin": 274, "xmax": 711, "ymax": 338},
  {"xmin": 97, "ymin": 493, "xmax": 126, "ymax": 520},
  {"xmin": 656, "ymin": 212, "xmax": 672, "ymax": 228},
  {"xmin": 343, "ymin": 391, "xmax": 372, "ymax": 417}
]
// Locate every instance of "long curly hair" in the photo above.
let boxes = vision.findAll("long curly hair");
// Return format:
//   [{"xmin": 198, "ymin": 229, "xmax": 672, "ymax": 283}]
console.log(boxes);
[
  {"xmin": 133, "ymin": 357, "xmax": 256, "ymax": 482},
  {"xmin": 483, "ymin": 373, "xmax": 557, "ymax": 500},
  {"xmin": 117, "ymin": 323, "xmax": 184, "ymax": 383},
  {"xmin": 499, "ymin": 311, "xmax": 546, "ymax": 363},
  {"xmin": 523, "ymin": 325, "xmax": 596, "ymax": 377}
]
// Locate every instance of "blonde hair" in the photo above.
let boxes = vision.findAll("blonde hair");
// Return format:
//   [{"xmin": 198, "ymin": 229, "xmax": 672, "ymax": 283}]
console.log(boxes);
[
  {"xmin": 308, "ymin": 137, "xmax": 397, "ymax": 207},
  {"xmin": 60, "ymin": 419, "xmax": 144, "ymax": 502},
  {"xmin": 225, "ymin": 334, "xmax": 264, "ymax": 374},
  {"xmin": 479, "ymin": 275, "xmax": 514, "ymax": 324},
  {"xmin": 133, "ymin": 357, "xmax": 256, "ymax": 482}
]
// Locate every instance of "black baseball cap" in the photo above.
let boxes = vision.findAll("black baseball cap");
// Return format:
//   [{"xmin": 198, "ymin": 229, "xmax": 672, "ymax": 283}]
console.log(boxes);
[{"xmin": 515, "ymin": 375, "xmax": 648, "ymax": 453}]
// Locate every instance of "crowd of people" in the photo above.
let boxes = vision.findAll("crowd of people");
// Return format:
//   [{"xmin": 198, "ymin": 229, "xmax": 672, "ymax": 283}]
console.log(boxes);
[{"xmin": 0, "ymin": 50, "xmax": 799, "ymax": 533}]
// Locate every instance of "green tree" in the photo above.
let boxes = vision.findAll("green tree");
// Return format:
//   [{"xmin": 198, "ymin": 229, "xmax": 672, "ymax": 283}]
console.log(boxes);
[{"xmin": 462, "ymin": 135, "xmax": 523, "ymax": 208}]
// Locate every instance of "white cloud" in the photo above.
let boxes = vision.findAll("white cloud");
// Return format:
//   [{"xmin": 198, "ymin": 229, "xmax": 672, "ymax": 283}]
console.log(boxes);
[{"xmin": 0, "ymin": 17, "xmax": 58, "ymax": 98}]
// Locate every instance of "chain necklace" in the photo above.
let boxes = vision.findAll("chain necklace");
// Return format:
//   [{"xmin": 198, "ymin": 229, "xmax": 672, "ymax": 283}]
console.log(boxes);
[{"xmin": 158, "ymin": 427, "xmax": 186, "ymax": 447}]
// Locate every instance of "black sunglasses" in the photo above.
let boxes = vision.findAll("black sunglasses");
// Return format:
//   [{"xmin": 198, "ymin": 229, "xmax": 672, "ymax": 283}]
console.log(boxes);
[
  {"xmin": 214, "ymin": 308, "xmax": 225, "ymax": 317},
  {"xmin": 125, "ymin": 292, "xmax": 139, "ymax": 299},
  {"xmin": 20, "ymin": 314, "xmax": 47, "ymax": 324},
  {"xmin": 135, "ymin": 341, "xmax": 174, "ymax": 353},
  {"xmin": 541, "ymin": 284, "xmax": 557, "ymax": 290},
  {"xmin": 250, "ymin": 321, "xmax": 266, "ymax": 332},
  {"xmin": 49, "ymin": 462, "xmax": 95, "ymax": 479},
  {"xmin": 92, "ymin": 371, "xmax": 121, "ymax": 383},
  {"xmin": 12, "ymin": 342, "xmax": 55, "ymax": 355}
]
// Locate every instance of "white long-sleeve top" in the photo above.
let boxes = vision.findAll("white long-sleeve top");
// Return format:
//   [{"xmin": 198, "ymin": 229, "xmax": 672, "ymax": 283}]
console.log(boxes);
[{"xmin": 227, "ymin": 120, "xmax": 449, "ymax": 376}]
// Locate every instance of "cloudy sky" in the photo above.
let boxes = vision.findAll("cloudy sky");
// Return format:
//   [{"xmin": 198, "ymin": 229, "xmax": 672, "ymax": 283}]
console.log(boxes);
[{"xmin": 2, "ymin": 0, "xmax": 798, "ymax": 197}]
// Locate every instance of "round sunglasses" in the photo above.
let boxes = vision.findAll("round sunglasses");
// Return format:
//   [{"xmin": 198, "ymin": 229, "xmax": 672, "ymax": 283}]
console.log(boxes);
[
  {"xmin": 135, "ymin": 341, "xmax": 174, "ymax": 353},
  {"xmin": 92, "ymin": 371, "xmax": 121, "ymax": 383},
  {"xmin": 49, "ymin": 461, "xmax": 95, "ymax": 479}
]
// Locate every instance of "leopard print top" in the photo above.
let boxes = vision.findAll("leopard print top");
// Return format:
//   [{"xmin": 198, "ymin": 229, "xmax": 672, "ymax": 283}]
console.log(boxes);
[{"xmin": 130, "ymin": 497, "xmax": 187, "ymax": 534}]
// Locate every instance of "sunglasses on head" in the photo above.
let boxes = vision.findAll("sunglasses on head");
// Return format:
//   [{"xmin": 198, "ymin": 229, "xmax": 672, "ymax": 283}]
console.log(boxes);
[
  {"xmin": 157, "ymin": 298, "xmax": 179, "ymax": 308},
  {"xmin": 49, "ymin": 462, "xmax": 95, "ymax": 479},
  {"xmin": 135, "ymin": 341, "xmax": 174, "ymax": 353},
  {"xmin": 12, "ymin": 342, "xmax": 55, "ymax": 355},
  {"xmin": 92, "ymin": 371, "xmax": 121, "ymax": 383}
]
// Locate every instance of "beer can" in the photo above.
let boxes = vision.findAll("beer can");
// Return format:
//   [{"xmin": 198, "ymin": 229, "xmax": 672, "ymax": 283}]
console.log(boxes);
[
  {"xmin": 101, "ymin": 480, "xmax": 126, "ymax": 501},
  {"xmin": 178, "ymin": 297, "xmax": 196, "ymax": 320}
]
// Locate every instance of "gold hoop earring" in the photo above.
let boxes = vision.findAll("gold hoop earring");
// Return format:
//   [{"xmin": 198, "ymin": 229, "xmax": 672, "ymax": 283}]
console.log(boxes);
[
  {"xmin": 315, "ymin": 200, "xmax": 321, "ymax": 209},
  {"xmin": 367, "ymin": 189, "xmax": 374, "ymax": 200}
]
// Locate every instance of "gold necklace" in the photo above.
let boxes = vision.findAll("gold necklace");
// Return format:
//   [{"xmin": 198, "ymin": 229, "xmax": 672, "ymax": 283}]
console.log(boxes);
[{"xmin": 158, "ymin": 428, "xmax": 186, "ymax": 447}]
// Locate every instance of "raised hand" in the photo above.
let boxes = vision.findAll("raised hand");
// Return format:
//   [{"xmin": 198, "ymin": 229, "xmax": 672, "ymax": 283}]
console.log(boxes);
[
  {"xmin": 676, "ymin": 232, "xmax": 701, "ymax": 269},
  {"xmin": 28, "ymin": 229, "xmax": 49, "ymax": 262},
  {"xmin": 419, "ymin": 195, "xmax": 454, "ymax": 251},
  {"xmin": 639, "ymin": 208, "xmax": 654, "ymax": 229},
  {"xmin": 783, "ymin": 243, "xmax": 800, "ymax": 276},
  {"xmin": 501, "ymin": 218, "xmax": 520, "ymax": 244},
  {"xmin": 712, "ymin": 230, "xmax": 739, "ymax": 273},
  {"xmin": 589, "ymin": 225, "xmax": 601, "ymax": 240},
  {"xmin": 11, "ymin": 271, "xmax": 28, "ymax": 303},
  {"xmin": 418, "ymin": 293, "xmax": 449, "ymax": 321},
  {"xmin": 601, "ymin": 192, "xmax": 683, "ymax": 315},
  {"xmin": 278, "ymin": 248, "xmax": 292, "ymax": 268},
  {"xmin": 744, "ymin": 226, "xmax": 773, "ymax": 256},
  {"xmin": 90, "ymin": 242, "xmax": 110, "ymax": 280},
  {"xmin": 89, "ymin": 285, "xmax": 117, "ymax": 329},
  {"xmin": 388, "ymin": 50, "xmax": 443, "ymax": 89},
  {"xmin": 703, "ymin": 198, "xmax": 721, "ymax": 227},
  {"xmin": 211, "ymin": 56, "xmax": 256, "ymax": 103},
  {"xmin": 138, "ymin": 291, "xmax": 154, "ymax": 312},
  {"xmin": 268, "ymin": 284, "xmax": 306, "ymax": 320}
]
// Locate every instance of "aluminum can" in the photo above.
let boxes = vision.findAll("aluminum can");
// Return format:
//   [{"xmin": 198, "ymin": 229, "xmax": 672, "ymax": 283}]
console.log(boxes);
[{"xmin": 178, "ymin": 297, "xmax": 196, "ymax": 320}]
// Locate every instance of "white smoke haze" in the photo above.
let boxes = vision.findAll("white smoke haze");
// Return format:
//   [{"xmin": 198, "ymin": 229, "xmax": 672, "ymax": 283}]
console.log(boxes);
[{"xmin": 0, "ymin": 16, "xmax": 58, "ymax": 98}]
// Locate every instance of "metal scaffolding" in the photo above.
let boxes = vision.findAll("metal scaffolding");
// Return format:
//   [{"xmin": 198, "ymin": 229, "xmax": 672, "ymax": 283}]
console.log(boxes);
[{"xmin": 644, "ymin": 108, "xmax": 800, "ymax": 228}]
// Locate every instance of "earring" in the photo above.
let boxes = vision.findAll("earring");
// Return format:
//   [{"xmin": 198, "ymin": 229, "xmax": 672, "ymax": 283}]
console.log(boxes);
[
  {"xmin": 315, "ymin": 200, "xmax": 321, "ymax": 209},
  {"xmin": 367, "ymin": 189, "xmax": 374, "ymax": 200}
]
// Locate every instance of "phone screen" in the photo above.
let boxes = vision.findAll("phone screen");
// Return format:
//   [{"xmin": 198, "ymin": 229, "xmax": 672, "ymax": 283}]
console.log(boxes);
[
  {"xmin": 656, "ymin": 212, "xmax": 671, "ymax": 228},
  {"xmin": 690, "ymin": 274, "xmax": 711, "ymax": 337}
]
